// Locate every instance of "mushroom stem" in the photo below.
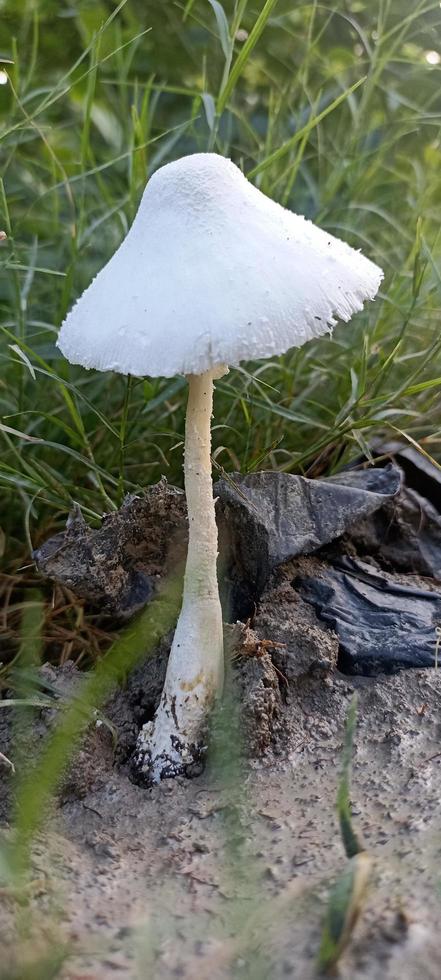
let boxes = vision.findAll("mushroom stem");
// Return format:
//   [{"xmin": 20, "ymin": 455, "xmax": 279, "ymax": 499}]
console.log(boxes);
[{"xmin": 134, "ymin": 368, "xmax": 225, "ymax": 782}]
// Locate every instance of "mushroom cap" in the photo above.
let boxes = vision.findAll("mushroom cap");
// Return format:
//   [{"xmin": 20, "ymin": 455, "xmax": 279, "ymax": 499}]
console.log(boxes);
[{"xmin": 57, "ymin": 153, "xmax": 383, "ymax": 378}]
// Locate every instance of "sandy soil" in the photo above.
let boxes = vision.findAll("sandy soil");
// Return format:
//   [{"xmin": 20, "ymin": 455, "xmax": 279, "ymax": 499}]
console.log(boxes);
[{"xmin": 2, "ymin": 559, "xmax": 441, "ymax": 979}]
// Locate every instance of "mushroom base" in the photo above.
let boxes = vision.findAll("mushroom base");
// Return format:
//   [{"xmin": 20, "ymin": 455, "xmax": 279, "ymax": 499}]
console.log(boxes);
[
  {"xmin": 131, "ymin": 595, "xmax": 224, "ymax": 784},
  {"xmin": 131, "ymin": 718, "xmax": 207, "ymax": 784}
]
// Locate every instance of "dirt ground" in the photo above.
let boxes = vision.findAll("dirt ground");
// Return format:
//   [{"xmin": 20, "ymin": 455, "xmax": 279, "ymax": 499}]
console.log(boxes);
[{"xmin": 2, "ymin": 558, "xmax": 441, "ymax": 979}]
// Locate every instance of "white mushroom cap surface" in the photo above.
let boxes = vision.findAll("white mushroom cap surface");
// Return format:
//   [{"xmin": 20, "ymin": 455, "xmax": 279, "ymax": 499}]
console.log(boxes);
[{"xmin": 57, "ymin": 153, "xmax": 383, "ymax": 378}]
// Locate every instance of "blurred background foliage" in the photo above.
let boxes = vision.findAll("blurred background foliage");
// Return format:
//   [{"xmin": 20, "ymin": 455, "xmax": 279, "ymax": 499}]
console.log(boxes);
[{"xmin": 1, "ymin": 0, "xmax": 441, "ymax": 661}]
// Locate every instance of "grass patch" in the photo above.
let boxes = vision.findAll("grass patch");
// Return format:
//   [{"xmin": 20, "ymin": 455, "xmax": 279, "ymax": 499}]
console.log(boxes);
[{"xmin": 1, "ymin": 3, "xmax": 441, "ymax": 652}]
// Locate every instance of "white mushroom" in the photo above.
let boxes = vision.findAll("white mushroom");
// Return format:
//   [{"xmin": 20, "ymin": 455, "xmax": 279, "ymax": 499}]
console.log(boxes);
[{"xmin": 57, "ymin": 152, "xmax": 383, "ymax": 783}]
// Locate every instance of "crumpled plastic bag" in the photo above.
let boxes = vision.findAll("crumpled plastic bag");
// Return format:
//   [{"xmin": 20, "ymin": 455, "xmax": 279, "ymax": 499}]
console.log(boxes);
[
  {"xmin": 347, "ymin": 484, "xmax": 441, "ymax": 580},
  {"xmin": 377, "ymin": 441, "xmax": 441, "ymax": 511},
  {"xmin": 215, "ymin": 464, "xmax": 402, "ymax": 618},
  {"xmin": 297, "ymin": 555, "xmax": 440, "ymax": 673}
]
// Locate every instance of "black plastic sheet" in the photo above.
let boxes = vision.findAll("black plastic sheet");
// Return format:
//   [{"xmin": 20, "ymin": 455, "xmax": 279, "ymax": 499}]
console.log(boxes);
[
  {"xmin": 379, "ymin": 442, "xmax": 441, "ymax": 512},
  {"xmin": 348, "ymin": 486, "xmax": 441, "ymax": 580},
  {"xmin": 216, "ymin": 464, "xmax": 401, "ymax": 618},
  {"xmin": 298, "ymin": 556, "xmax": 441, "ymax": 674}
]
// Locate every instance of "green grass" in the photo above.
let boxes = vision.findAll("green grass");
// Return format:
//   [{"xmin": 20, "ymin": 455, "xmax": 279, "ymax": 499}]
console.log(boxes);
[
  {"xmin": 318, "ymin": 695, "xmax": 372, "ymax": 975},
  {"xmin": 1, "ymin": 0, "xmax": 441, "ymax": 603}
]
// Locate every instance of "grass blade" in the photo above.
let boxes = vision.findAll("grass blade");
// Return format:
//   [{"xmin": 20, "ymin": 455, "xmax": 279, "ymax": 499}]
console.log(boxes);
[
  {"xmin": 248, "ymin": 77, "xmax": 367, "ymax": 179},
  {"xmin": 217, "ymin": 0, "xmax": 279, "ymax": 114}
]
